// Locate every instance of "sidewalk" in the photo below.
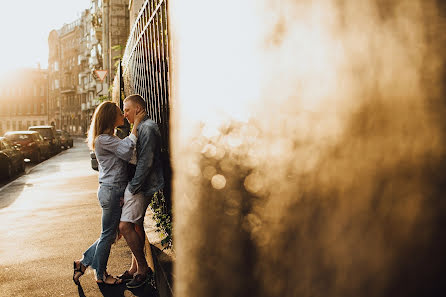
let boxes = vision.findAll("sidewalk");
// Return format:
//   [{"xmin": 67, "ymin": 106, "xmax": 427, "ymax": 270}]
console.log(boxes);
[{"xmin": 75, "ymin": 135, "xmax": 175, "ymax": 296}]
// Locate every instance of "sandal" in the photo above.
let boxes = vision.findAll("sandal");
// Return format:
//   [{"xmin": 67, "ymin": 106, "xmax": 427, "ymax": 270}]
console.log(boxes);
[
  {"xmin": 97, "ymin": 274, "xmax": 123, "ymax": 286},
  {"xmin": 117, "ymin": 270, "xmax": 134, "ymax": 282},
  {"xmin": 73, "ymin": 261, "xmax": 87, "ymax": 285},
  {"xmin": 126, "ymin": 273, "xmax": 150, "ymax": 289}
]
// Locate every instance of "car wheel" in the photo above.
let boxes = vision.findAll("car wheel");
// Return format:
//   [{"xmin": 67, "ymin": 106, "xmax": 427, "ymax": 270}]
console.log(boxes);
[
  {"xmin": 19, "ymin": 160, "xmax": 25, "ymax": 172},
  {"xmin": 34, "ymin": 150, "xmax": 41, "ymax": 163},
  {"xmin": 6, "ymin": 161, "xmax": 12, "ymax": 179}
]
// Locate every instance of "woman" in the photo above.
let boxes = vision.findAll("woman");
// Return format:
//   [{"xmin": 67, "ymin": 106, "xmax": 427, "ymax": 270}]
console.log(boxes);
[{"xmin": 72, "ymin": 101, "xmax": 145, "ymax": 285}]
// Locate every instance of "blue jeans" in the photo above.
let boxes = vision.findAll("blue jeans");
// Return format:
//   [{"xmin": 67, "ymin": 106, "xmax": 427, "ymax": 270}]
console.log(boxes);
[{"xmin": 80, "ymin": 183, "xmax": 126, "ymax": 280}]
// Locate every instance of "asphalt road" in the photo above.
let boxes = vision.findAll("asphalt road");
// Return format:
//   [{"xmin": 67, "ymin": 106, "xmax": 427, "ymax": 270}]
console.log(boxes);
[{"xmin": 0, "ymin": 138, "xmax": 156, "ymax": 297}]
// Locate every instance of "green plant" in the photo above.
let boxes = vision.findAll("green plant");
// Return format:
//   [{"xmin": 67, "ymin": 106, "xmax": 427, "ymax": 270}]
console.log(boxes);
[{"xmin": 150, "ymin": 191, "xmax": 173, "ymax": 249}]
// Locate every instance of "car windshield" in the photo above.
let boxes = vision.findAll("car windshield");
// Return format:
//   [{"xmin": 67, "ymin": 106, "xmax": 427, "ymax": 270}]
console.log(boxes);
[
  {"xmin": 6, "ymin": 134, "xmax": 31, "ymax": 141},
  {"xmin": 31, "ymin": 128, "xmax": 52, "ymax": 138}
]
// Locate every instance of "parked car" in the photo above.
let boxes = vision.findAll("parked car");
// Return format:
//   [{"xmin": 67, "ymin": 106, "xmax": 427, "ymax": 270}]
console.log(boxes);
[
  {"xmin": 56, "ymin": 130, "xmax": 74, "ymax": 149},
  {"xmin": 4, "ymin": 131, "xmax": 51, "ymax": 163},
  {"xmin": 28, "ymin": 126, "xmax": 61, "ymax": 155},
  {"xmin": 0, "ymin": 137, "xmax": 25, "ymax": 179}
]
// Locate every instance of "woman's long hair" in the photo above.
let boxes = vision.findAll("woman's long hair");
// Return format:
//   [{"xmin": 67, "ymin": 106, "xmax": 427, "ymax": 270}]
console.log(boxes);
[{"xmin": 87, "ymin": 101, "xmax": 119, "ymax": 150}]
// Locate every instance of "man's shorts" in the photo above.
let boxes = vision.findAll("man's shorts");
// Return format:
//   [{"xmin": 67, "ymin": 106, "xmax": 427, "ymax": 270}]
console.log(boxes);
[{"xmin": 121, "ymin": 185, "xmax": 151, "ymax": 225}]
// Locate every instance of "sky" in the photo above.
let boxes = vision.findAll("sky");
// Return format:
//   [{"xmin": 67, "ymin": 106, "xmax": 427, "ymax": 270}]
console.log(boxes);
[{"xmin": 0, "ymin": 0, "xmax": 92, "ymax": 77}]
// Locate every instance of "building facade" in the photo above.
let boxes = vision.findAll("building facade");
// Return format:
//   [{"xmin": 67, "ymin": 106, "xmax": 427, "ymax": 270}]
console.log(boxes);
[
  {"xmin": 48, "ymin": 0, "xmax": 129, "ymax": 135},
  {"xmin": 128, "ymin": 0, "xmax": 146, "ymax": 28},
  {"xmin": 48, "ymin": 20, "xmax": 84, "ymax": 135},
  {"xmin": 103, "ymin": 0, "xmax": 130, "ymax": 87},
  {"xmin": 0, "ymin": 68, "xmax": 48, "ymax": 135}
]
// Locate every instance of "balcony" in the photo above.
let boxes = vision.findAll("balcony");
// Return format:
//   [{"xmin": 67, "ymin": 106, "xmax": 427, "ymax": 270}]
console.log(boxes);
[
  {"xmin": 77, "ymin": 86, "xmax": 87, "ymax": 93},
  {"xmin": 89, "ymin": 81, "xmax": 97, "ymax": 91},
  {"xmin": 95, "ymin": 27, "xmax": 102, "ymax": 42},
  {"xmin": 61, "ymin": 85, "xmax": 76, "ymax": 94}
]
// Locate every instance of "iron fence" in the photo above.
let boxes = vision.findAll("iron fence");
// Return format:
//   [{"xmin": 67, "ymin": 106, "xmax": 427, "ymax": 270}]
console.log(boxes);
[
  {"xmin": 121, "ymin": 0, "xmax": 170, "ymax": 152},
  {"xmin": 114, "ymin": 0, "xmax": 172, "ymax": 209}
]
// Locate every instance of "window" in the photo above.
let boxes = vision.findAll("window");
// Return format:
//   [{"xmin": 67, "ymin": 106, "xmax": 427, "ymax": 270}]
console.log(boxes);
[
  {"xmin": 34, "ymin": 103, "xmax": 38, "ymax": 114},
  {"xmin": 40, "ymin": 86, "xmax": 44, "ymax": 96},
  {"xmin": 2, "ymin": 139, "xmax": 11, "ymax": 150},
  {"xmin": 41, "ymin": 103, "xmax": 45, "ymax": 114},
  {"xmin": 55, "ymin": 80, "xmax": 59, "ymax": 89},
  {"xmin": 33, "ymin": 85, "xmax": 37, "ymax": 96},
  {"xmin": 27, "ymin": 104, "xmax": 31, "ymax": 115},
  {"xmin": 55, "ymin": 61, "xmax": 59, "ymax": 71}
]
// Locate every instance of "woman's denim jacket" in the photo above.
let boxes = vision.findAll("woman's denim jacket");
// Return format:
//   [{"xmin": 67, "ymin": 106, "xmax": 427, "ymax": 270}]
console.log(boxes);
[{"xmin": 127, "ymin": 116, "xmax": 164, "ymax": 197}]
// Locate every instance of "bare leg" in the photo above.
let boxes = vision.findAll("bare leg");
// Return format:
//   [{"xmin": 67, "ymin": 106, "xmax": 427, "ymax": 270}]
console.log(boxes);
[
  {"xmin": 134, "ymin": 223, "xmax": 155, "ymax": 272},
  {"xmin": 119, "ymin": 221, "xmax": 149, "ymax": 275},
  {"xmin": 128, "ymin": 254, "xmax": 137, "ymax": 274}
]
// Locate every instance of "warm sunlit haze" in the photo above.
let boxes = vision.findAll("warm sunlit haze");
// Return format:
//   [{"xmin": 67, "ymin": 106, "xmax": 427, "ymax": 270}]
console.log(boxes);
[{"xmin": 0, "ymin": 0, "xmax": 91, "ymax": 78}]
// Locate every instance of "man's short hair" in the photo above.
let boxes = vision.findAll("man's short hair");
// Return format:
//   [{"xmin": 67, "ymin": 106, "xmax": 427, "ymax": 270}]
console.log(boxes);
[{"xmin": 124, "ymin": 94, "xmax": 146, "ymax": 110}]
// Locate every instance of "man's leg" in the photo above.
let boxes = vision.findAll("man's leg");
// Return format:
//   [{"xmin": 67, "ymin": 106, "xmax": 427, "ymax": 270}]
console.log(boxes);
[
  {"xmin": 119, "ymin": 221, "xmax": 149, "ymax": 275},
  {"xmin": 134, "ymin": 223, "xmax": 155, "ymax": 272}
]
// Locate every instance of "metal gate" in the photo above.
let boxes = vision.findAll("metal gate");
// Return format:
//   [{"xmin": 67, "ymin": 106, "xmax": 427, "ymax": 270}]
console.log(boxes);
[{"xmin": 115, "ymin": 0, "xmax": 171, "ymax": 208}]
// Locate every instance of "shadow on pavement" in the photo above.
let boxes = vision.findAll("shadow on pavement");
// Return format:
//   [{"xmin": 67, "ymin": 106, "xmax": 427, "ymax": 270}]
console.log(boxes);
[
  {"xmin": 77, "ymin": 284, "xmax": 87, "ymax": 297},
  {"xmin": 96, "ymin": 282, "xmax": 157, "ymax": 297},
  {"xmin": 0, "ymin": 177, "xmax": 27, "ymax": 209}
]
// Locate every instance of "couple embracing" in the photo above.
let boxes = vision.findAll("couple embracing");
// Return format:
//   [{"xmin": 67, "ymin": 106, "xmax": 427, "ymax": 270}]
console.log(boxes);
[{"xmin": 72, "ymin": 94, "xmax": 164, "ymax": 289}]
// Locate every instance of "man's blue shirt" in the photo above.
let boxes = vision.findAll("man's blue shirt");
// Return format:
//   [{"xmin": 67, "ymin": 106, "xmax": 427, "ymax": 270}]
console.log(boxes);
[{"xmin": 127, "ymin": 116, "xmax": 164, "ymax": 196}]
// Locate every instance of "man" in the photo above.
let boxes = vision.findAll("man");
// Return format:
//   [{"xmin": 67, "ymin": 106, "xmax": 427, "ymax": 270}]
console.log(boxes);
[{"xmin": 119, "ymin": 94, "xmax": 164, "ymax": 288}]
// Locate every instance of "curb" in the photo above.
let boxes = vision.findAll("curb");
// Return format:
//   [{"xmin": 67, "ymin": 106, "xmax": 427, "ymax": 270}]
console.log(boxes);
[{"xmin": 144, "ymin": 209, "xmax": 174, "ymax": 297}]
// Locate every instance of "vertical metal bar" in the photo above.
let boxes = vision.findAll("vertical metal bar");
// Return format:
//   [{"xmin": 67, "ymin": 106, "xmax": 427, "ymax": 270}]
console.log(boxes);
[
  {"xmin": 145, "ymin": 3, "xmax": 155, "ymax": 119},
  {"xmin": 158, "ymin": 2, "xmax": 167, "ymax": 134},
  {"xmin": 147, "ymin": 1, "xmax": 158, "ymax": 123},
  {"xmin": 150, "ymin": 0, "xmax": 161, "ymax": 124},
  {"xmin": 162, "ymin": 0, "xmax": 170, "ymax": 147},
  {"xmin": 143, "ymin": 31, "xmax": 153, "ymax": 119},
  {"xmin": 143, "ymin": 4, "xmax": 155, "ymax": 121},
  {"xmin": 135, "ymin": 20, "xmax": 144, "ymax": 100},
  {"xmin": 154, "ymin": 4, "xmax": 164, "ymax": 128}
]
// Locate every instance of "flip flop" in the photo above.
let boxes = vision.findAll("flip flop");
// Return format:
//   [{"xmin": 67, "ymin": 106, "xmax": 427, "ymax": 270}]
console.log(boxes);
[
  {"xmin": 72, "ymin": 261, "xmax": 86, "ymax": 286},
  {"xmin": 97, "ymin": 275, "xmax": 123, "ymax": 286}
]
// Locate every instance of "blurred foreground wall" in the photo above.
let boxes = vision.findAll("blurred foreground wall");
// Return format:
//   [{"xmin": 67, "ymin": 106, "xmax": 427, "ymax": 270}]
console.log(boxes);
[{"xmin": 170, "ymin": 1, "xmax": 446, "ymax": 296}]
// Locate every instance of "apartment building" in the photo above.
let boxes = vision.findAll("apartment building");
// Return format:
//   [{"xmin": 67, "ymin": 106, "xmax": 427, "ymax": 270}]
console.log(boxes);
[
  {"xmin": 0, "ymin": 68, "xmax": 48, "ymax": 135},
  {"xmin": 48, "ymin": 0, "xmax": 130, "ymax": 135}
]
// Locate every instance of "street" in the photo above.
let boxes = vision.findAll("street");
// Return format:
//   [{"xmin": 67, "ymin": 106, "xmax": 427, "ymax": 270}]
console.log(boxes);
[{"xmin": 0, "ymin": 138, "xmax": 156, "ymax": 297}]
